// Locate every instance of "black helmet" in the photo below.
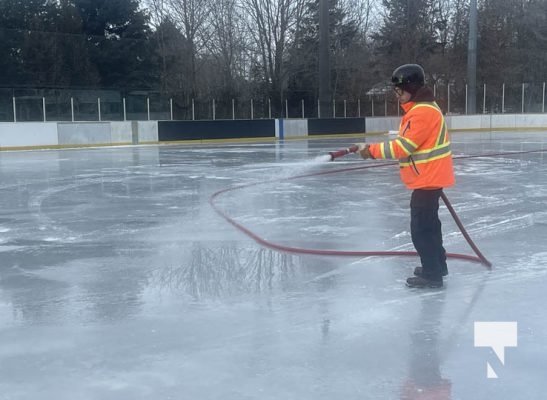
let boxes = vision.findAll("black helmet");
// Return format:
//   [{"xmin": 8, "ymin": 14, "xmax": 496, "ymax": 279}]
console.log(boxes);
[{"xmin": 391, "ymin": 64, "xmax": 425, "ymax": 96}]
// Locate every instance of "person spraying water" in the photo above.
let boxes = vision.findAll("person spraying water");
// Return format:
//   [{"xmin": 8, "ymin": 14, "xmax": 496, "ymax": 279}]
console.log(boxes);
[{"xmin": 329, "ymin": 64, "xmax": 455, "ymax": 289}]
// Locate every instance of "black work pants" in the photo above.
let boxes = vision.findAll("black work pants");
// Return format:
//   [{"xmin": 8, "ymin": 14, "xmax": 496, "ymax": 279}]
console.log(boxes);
[{"xmin": 410, "ymin": 189, "xmax": 447, "ymax": 280}]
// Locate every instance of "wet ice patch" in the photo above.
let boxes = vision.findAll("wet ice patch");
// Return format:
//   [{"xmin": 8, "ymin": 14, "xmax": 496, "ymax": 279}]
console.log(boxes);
[
  {"xmin": 525, "ymin": 186, "xmax": 547, "ymax": 199},
  {"xmin": 531, "ymin": 211, "xmax": 547, "ymax": 224},
  {"xmin": 0, "ymin": 245, "xmax": 22, "ymax": 252},
  {"xmin": 460, "ymin": 212, "xmax": 535, "ymax": 239},
  {"xmin": 505, "ymin": 252, "xmax": 547, "ymax": 277},
  {"xmin": 451, "ymin": 193, "xmax": 523, "ymax": 214},
  {"xmin": 300, "ymin": 225, "xmax": 349, "ymax": 237},
  {"xmin": 528, "ymin": 252, "xmax": 547, "ymax": 267},
  {"xmin": 43, "ymin": 236, "xmax": 78, "ymax": 242}
]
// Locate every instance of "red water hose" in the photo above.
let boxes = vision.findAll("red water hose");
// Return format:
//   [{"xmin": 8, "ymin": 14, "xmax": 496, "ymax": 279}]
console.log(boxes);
[
  {"xmin": 440, "ymin": 192, "xmax": 492, "ymax": 267},
  {"xmin": 210, "ymin": 149, "xmax": 543, "ymax": 268},
  {"xmin": 210, "ymin": 186, "xmax": 485, "ymax": 264}
]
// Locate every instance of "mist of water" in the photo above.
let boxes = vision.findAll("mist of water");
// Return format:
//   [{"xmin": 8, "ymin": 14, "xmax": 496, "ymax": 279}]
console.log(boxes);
[
  {"xmin": 313, "ymin": 154, "xmax": 333, "ymax": 163},
  {"xmin": 278, "ymin": 157, "xmax": 329, "ymax": 177}
]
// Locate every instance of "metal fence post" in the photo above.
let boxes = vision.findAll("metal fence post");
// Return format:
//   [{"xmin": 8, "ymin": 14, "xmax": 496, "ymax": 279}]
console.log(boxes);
[
  {"xmin": 301, "ymin": 99, "xmax": 304, "ymax": 118},
  {"xmin": 317, "ymin": 98, "xmax": 320, "ymax": 118},
  {"xmin": 483, "ymin": 83, "xmax": 486, "ymax": 113},
  {"xmin": 170, "ymin": 98, "xmax": 173, "ymax": 120},
  {"xmin": 232, "ymin": 98, "xmax": 235, "ymax": 120},
  {"xmin": 12, "ymin": 97, "xmax": 16, "ymax": 122},
  {"xmin": 147, "ymin": 97, "xmax": 150, "ymax": 120},
  {"xmin": 213, "ymin": 99, "xmax": 216, "ymax": 120},
  {"xmin": 98, "ymin": 98, "xmax": 102, "ymax": 121},
  {"xmin": 502, "ymin": 84, "xmax": 505, "ymax": 113},
  {"xmin": 71, "ymin": 97, "xmax": 75, "ymax": 122},
  {"xmin": 268, "ymin": 98, "xmax": 271, "ymax": 119},
  {"xmin": 123, "ymin": 98, "xmax": 126, "ymax": 121},
  {"xmin": 251, "ymin": 99, "xmax": 254, "ymax": 119},
  {"xmin": 43, "ymin": 97, "xmax": 46, "ymax": 122},
  {"xmin": 447, "ymin": 84, "xmax": 451, "ymax": 114},
  {"xmin": 332, "ymin": 99, "xmax": 335, "ymax": 117},
  {"xmin": 465, "ymin": 84, "xmax": 468, "ymax": 114},
  {"xmin": 521, "ymin": 83, "xmax": 524, "ymax": 114},
  {"xmin": 543, "ymin": 82, "xmax": 545, "ymax": 113},
  {"xmin": 192, "ymin": 99, "xmax": 195, "ymax": 120},
  {"xmin": 358, "ymin": 98, "xmax": 361, "ymax": 117}
]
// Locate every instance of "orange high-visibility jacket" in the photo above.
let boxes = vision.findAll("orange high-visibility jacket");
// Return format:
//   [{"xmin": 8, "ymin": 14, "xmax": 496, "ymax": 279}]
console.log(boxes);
[{"xmin": 368, "ymin": 101, "xmax": 455, "ymax": 190}]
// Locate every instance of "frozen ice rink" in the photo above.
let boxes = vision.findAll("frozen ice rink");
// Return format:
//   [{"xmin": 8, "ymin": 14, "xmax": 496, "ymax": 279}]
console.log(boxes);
[{"xmin": 1, "ymin": 131, "xmax": 546, "ymax": 399}]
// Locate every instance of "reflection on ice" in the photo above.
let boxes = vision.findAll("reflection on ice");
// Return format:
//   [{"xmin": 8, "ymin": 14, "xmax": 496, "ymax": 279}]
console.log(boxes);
[
  {"xmin": 150, "ymin": 243, "xmax": 325, "ymax": 300},
  {"xmin": 401, "ymin": 293, "xmax": 451, "ymax": 400}
]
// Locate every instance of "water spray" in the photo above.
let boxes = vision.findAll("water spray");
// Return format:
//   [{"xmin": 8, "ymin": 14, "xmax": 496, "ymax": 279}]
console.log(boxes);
[{"xmin": 327, "ymin": 144, "xmax": 359, "ymax": 161}]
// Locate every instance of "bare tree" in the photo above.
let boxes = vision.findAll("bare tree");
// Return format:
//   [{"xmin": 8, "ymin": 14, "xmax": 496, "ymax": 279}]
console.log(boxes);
[
  {"xmin": 331, "ymin": 0, "xmax": 379, "ymax": 99},
  {"xmin": 146, "ymin": 0, "xmax": 169, "ymax": 91},
  {"xmin": 340, "ymin": 0, "xmax": 380, "ymax": 36},
  {"xmin": 427, "ymin": 0, "xmax": 466, "ymax": 83},
  {"xmin": 205, "ymin": 0, "xmax": 249, "ymax": 94},
  {"xmin": 241, "ymin": 0, "xmax": 306, "ymax": 110},
  {"xmin": 166, "ymin": 0, "xmax": 212, "ymax": 97}
]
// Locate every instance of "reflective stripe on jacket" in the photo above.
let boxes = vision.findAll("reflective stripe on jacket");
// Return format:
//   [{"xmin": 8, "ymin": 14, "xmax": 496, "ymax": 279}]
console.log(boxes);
[{"xmin": 368, "ymin": 101, "xmax": 455, "ymax": 189}]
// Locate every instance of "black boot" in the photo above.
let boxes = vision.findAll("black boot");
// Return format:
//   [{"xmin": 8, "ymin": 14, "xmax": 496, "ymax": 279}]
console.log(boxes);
[
  {"xmin": 414, "ymin": 266, "xmax": 448, "ymax": 277},
  {"xmin": 406, "ymin": 276, "xmax": 443, "ymax": 288}
]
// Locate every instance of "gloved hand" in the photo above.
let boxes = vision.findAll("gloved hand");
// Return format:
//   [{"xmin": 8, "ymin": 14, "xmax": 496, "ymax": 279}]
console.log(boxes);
[
  {"xmin": 354, "ymin": 143, "xmax": 373, "ymax": 159},
  {"xmin": 353, "ymin": 143, "xmax": 367, "ymax": 152}
]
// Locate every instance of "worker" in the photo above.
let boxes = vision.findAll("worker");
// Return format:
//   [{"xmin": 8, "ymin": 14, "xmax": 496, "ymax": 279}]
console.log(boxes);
[{"xmin": 355, "ymin": 64, "xmax": 455, "ymax": 288}]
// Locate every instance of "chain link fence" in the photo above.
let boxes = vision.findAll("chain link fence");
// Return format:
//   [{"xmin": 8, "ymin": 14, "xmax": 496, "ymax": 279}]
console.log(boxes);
[{"xmin": 1, "ymin": 83, "xmax": 545, "ymax": 123}]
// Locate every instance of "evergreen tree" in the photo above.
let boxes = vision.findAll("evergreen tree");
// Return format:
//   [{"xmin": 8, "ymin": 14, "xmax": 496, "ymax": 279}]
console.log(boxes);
[
  {"xmin": 0, "ymin": 0, "xmax": 60, "ymax": 86},
  {"xmin": 20, "ymin": 0, "xmax": 100, "ymax": 88},
  {"xmin": 286, "ymin": 0, "xmax": 362, "ymax": 113},
  {"xmin": 373, "ymin": 0, "xmax": 438, "ymax": 73},
  {"xmin": 520, "ymin": 0, "xmax": 547, "ymax": 83},
  {"xmin": 70, "ymin": 0, "xmax": 156, "ymax": 89},
  {"xmin": 150, "ymin": 17, "xmax": 192, "ymax": 107}
]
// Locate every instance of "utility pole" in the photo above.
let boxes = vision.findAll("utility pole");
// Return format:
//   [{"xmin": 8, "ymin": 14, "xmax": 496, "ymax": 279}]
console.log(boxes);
[
  {"xmin": 318, "ymin": 0, "xmax": 332, "ymax": 117},
  {"xmin": 467, "ymin": 0, "xmax": 478, "ymax": 114}
]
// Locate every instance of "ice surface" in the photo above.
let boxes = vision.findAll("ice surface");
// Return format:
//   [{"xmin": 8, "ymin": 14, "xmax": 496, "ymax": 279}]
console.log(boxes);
[{"xmin": 0, "ymin": 132, "xmax": 546, "ymax": 399}]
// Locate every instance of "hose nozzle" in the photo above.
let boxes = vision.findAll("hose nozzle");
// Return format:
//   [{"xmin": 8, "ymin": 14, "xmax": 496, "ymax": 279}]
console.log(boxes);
[{"xmin": 328, "ymin": 144, "xmax": 359, "ymax": 161}]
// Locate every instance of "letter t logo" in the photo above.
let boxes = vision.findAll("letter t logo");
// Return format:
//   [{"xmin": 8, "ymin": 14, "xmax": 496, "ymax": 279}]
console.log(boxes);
[{"xmin": 474, "ymin": 322, "xmax": 518, "ymax": 378}]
